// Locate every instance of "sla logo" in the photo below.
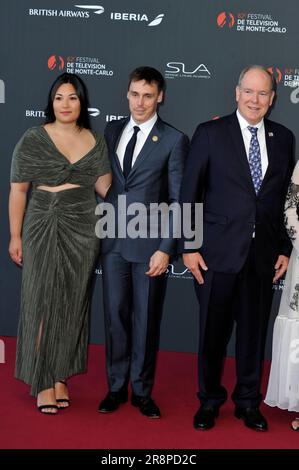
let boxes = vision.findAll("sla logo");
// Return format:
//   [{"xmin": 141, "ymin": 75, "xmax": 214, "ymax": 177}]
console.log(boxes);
[
  {"xmin": 110, "ymin": 12, "xmax": 164, "ymax": 26},
  {"xmin": 267, "ymin": 66, "xmax": 282, "ymax": 83},
  {"xmin": 75, "ymin": 5, "xmax": 104, "ymax": 15},
  {"xmin": 48, "ymin": 55, "xmax": 65, "ymax": 71},
  {"xmin": 165, "ymin": 62, "xmax": 211, "ymax": 79},
  {"xmin": 217, "ymin": 11, "xmax": 235, "ymax": 28},
  {"xmin": 166, "ymin": 264, "xmax": 192, "ymax": 279},
  {"xmin": 0, "ymin": 79, "xmax": 5, "ymax": 104}
]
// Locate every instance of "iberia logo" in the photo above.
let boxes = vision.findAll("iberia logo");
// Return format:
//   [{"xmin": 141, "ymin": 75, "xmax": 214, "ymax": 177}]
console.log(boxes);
[
  {"xmin": 217, "ymin": 12, "xmax": 235, "ymax": 28},
  {"xmin": 267, "ymin": 66, "xmax": 282, "ymax": 84},
  {"xmin": 48, "ymin": 55, "xmax": 65, "ymax": 71}
]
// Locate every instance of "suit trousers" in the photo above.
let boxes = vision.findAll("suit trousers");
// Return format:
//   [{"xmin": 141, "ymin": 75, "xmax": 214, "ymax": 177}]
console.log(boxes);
[
  {"xmin": 194, "ymin": 240, "xmax": 274, "ymax": 409},
  {"xmin": 102, "ymin": 252, "xmax": 167, "ymax": 397}
]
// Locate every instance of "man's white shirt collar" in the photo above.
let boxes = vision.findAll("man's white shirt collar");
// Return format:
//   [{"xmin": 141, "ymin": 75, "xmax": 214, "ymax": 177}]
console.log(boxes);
[
  {"xmin": 236, "ymin": 110, "xmax": 264, "ymax": 132},
  {"xmin": 128, "ymin": 113, "xmax": 158, "ymax": 134}
]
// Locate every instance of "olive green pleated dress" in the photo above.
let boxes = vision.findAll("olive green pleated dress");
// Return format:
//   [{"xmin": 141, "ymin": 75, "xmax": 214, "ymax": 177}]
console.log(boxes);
[{"xmin": 11, "ymin": 126, "xmax": 110, "ymax": 396}]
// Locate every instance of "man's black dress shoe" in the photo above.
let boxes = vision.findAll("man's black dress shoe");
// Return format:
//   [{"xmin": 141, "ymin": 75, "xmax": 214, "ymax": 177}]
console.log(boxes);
[
  {"xmin": 193, "ymin": 405, "xmax": 219, "ymax": 430},
  {"xmin": 234, "ymin": 407, "xmax": 268, "ymax": 431},
  {"xmin": 98, "ymin": 391, "xmax": 128, "ymax": 413},
  {"xmin": 131, "ymin": 394, "xmax": 161, "ymax": 418}
]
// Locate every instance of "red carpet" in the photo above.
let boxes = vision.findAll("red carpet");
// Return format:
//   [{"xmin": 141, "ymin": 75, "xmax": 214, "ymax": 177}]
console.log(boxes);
[{"xmin": 0, "ymin": 336, "xmax": 298, "ymax": 449}]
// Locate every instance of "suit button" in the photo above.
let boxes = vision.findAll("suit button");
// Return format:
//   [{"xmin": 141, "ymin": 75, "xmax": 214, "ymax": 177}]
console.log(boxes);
[{"xmin": 124, "ymin": 185, "xmax": 128, "ymax": 192}]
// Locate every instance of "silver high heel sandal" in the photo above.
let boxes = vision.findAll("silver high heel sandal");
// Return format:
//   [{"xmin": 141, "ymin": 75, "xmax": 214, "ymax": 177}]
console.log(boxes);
[{"xmin": 291, "ymin": 417, "xmax": 299, "ymax": 431}]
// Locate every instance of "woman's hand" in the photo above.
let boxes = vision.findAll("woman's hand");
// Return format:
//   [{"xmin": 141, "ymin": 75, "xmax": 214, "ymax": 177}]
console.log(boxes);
[
  {"xmin": 9, "ymin": 236, "xmax": 23, "ymax": 266},
  {"xmin": 8, "ymin": 182, "xmax": 30, "ymax": 266},
  {"xmin": 94, "ymin": 173, "xmax": 112, "ymax": 199}
]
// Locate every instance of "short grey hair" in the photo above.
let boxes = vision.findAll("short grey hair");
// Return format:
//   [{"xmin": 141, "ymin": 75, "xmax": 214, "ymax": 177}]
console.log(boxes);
[{"xmin": 237, "ymin": 65, "xmax": 276, "ymax": 91}]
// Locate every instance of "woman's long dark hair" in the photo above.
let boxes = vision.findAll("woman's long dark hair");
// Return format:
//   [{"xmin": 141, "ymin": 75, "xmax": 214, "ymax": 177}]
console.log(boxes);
[{"xmin": 44, "ymin": 73, "xmax": 91, "ymax": 129}]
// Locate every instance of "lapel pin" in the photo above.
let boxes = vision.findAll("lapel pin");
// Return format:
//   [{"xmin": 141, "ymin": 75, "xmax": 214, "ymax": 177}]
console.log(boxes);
[
  {"xmin": 268, "ymin": 132, "xmax": 274, "ymax": 137},
  {"xmin": 152, "ymin": 135, "xmax": 158, "ymax": 142}
]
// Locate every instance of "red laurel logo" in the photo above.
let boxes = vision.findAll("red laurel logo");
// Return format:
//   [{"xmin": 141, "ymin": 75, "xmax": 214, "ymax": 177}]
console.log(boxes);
[
  {"xmin": 48, "ymin": 55, "xmax": 65, "ymax": 71},
  {"xmin": 217, "ymin": 12, "xmax": 235, "ymax": 28},
  {"xmin": 267, "ymin": 66, "xmax": 282, "ymax": 83}
]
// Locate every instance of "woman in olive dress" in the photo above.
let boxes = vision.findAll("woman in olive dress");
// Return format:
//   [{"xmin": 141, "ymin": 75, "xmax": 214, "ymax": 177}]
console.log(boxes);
[
  {"xmin": 265, "ymin": 160, "xmax": 299, "ymax": 431},
  {"xmin": 8, "ymin": 73, "xmax": 111, "ymax": 414}
]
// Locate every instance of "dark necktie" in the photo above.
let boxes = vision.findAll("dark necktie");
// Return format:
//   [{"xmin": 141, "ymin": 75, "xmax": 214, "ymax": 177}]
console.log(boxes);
[
  {"xmin": 123, "ymin": 126, "xmax": 140, "ymax": 178},
  {"xmin": 247, "ymin": 126, "xmax": 262, "ymax": 194}
]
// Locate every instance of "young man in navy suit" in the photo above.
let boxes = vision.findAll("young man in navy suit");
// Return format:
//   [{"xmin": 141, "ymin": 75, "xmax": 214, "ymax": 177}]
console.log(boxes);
[
  {"xmin": 98, "ymin": 67, "xmax": 189, "ymax": 418},
  {"xmin": 180, "ymin": 65, "xmax": 295, "ymax": 431}
]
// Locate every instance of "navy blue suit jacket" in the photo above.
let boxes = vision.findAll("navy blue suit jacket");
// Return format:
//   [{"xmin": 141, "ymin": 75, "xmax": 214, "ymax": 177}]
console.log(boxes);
[
  {"xmin": 179, "ymin": 112, "xmax": 295, "ymax": 275},
  {"xmin": 102, "ymin": 116, "xmax": 189, "ymax": 262}
]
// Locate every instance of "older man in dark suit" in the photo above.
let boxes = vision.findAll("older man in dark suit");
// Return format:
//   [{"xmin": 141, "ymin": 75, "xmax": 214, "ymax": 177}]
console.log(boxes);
[
  {"xmin": 180, "ymin": 65, "xmax": 295, "ymax": 431},
  {"xmin": 98, "ymin": 66, "xmax": 189, "ymax": 418}
]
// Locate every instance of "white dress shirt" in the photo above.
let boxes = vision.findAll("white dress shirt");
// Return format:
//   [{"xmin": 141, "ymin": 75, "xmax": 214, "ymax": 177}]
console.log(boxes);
[
  {"xmin": 116, "ymin": 113, "xmax": 158, "ymax": 171},
  {"xmin": 237, "ymin": 110, "xmax": 269, "ymax": 237},
  {"xmin": 236, "ymin": 109, "xmax": 268, "ymax": 178}
]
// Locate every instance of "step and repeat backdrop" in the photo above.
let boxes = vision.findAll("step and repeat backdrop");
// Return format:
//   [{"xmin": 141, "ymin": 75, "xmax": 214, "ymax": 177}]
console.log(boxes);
[{"xmin": 1, "ymin": 0, "xmax": 299, "ymax": 357}]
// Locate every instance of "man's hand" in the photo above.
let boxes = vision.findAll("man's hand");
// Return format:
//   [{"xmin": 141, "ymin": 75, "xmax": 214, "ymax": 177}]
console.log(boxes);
[
  {"xmin": 183, "ymin": 252, "xmax": 208, "ymax": 284},
  {"xmin": 273, "ymin": 255, "xmax": 289, "ymax": 283},
  {"xmin": 146, "ymin": 250, "xmax": 169, "ymax": 277}
]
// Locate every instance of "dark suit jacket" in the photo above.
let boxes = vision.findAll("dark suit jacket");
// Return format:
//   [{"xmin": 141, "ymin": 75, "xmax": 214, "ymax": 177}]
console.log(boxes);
[
  {"xmin": 102, "ymin": 116, "xmax": 189, "ymax": 263},
  {"xmin": 179, "ymin": 112, "xmax": 295, "ymax": 275}
]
